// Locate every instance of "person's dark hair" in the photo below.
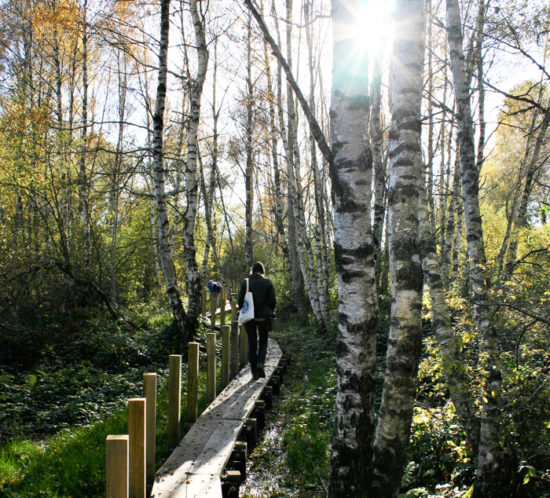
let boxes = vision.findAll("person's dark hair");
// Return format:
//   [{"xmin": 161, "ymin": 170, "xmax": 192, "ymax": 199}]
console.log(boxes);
[{"xmin": 252, "ymin": 261, "xmax": 265, "ymax": 274}]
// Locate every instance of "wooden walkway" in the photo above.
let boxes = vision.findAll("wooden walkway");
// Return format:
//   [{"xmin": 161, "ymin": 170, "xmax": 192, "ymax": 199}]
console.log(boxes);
[{"xmin": 151, "ymin": 339, "xmax": 283, "ymax": 497}]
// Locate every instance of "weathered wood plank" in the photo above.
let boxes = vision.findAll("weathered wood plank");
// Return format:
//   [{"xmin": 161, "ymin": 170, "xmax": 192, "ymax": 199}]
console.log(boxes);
[{"xmin": 151, "ymin": 339, "xmax": 282, "ymax": 497}]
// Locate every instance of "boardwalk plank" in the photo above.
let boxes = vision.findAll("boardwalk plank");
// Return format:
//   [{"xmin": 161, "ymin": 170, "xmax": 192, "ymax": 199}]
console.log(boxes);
[{"xmin": 151, "ymin": 339, "xmax": 282, "ymax": 497}]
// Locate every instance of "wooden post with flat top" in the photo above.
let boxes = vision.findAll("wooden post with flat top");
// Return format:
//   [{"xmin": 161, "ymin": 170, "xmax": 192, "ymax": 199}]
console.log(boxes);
[
  {"xmin": 206, "ymin": 332, "xmax": 216, "ymax": 404},
  {"xmin": 230, "ymin": 321, "xmax": 239, "ymax": 379},
  {"xmin": 231, "ymin": 295, "xmax": 237, "ymax": 323},
  {"xmin": 128, "ymin": 398, "xmax": 146, "ymax": 498},
  {"xmin": 220, "ymin": 288, "xmax": 226, "ymax": 326},
  {"xmin": 187, "ymin": 342, "xmax": 199, "ymax": 423},
  {"xmin": 143, "ymin": 373, "xmax": 156, "ymax": 487},
  {"xmin": 221, "ymin": 325, "xmax": 230, "ymax": 388},
  {"xmin": 168, "ymin": 355, "xmax": 181, "ymax": 450},
  {"xmin": 210, "ymin": 291, "xmax": 216, "ymax": 328},
  {"xmin": 106, "ymin": 434, "xmax": 128, "ymax": 498}
]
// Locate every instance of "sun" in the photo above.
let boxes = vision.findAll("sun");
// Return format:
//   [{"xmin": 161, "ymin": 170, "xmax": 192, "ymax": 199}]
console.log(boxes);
[{"xmin": 348, "ymin": 1, "xmax": 395, "ymax": 61}]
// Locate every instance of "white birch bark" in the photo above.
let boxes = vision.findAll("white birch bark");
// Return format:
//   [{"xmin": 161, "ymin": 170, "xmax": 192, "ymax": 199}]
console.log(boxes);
[
  {"xmin": 152, "ymin": 0, "xmax": 187, "ymax": 338},
  {"xmin": 419, "ymin": 183, "xmax": 479, "ymax": 453},
  {"xmin": 182, "ymin": 0, "xmax": 209, "ymax": 337},
  {"xmin": 446, "ymin": 0, "xmax": 505, "ymax": 493},
  {"xmin": 244, "ymin": 12, "xmax": 255, "ymax": 270},
  {"xmin": 328, "ymin": 0, "xmax": 378, "ymax": 494},
  {"xmin": 371, "ymin": 1, "xmax": 425, "ymax": 495},
  {"xmin": 305, "ymin": 0, "xmax": 331, "ymax": 328},
  {"xmin": 263, "ymin": 23, "xmax": 288, "ymax": 262},
  {"xmin": 273, "ymin": 0, "xmax": 307, "ymax": 315}
]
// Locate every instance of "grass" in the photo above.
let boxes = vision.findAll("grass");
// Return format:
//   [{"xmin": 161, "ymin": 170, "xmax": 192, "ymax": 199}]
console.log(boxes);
[
  {"xmin": 0, "ymin": 350, "xmax": 220, "ymax": 497},
  {"xmin": 241, "ymin": 316, "xmax": 337, "ymax": 497}
]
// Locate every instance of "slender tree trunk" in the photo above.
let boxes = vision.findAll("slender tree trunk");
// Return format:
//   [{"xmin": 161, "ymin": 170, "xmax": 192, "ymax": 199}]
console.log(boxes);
[
  {"xmin": 79, "ymin": 0, "xmax": 91, "ymax": 269},
  {"xmin": 305, "ymin": 0, "xmax": 330, "ymax": 328},
  {"xmin": 181, "ymin": 0, "xmax": 209, "ymax": 338},
  {"xmin": 200, "ymin": 39, "xmax": 221, "ymax": 280},
  {"xmin": 370, "ymin": 56, "xmax": 386, "ymax": 291},
  {"xmin": 272, "ymin": 0, "xmax": 307, "ymax": 314},
  {"xmin": 110, "ymin": 52, "xmax": 127, "ymax": 305},
  {"xmin": 263, "ymin": 14, "xmax": 289, "ymax": 263},
  {"xmin": 446, "ymin": 0, "xmax": 505, "ymax": 494},
  {"xmin": 370, "ymin": 2, "xmax": 425, "ymax": 495},
  {"xmin": 328, "ymin": 1, "xmax": 378, "ymax": 494},
  {"xmin": 282, "ymin": 0, "xmax": 324, "ymax": 329},
  {"xmin": 244, "ymin": 12, "xmax": 255, "ymax": 270},
  {"xmin": 152, "ymin": 0, "xmax": 187, "ymax": 339},
  {"xmin": 419, "ymin": 182, "xmax": 479, "ymax": 453}
]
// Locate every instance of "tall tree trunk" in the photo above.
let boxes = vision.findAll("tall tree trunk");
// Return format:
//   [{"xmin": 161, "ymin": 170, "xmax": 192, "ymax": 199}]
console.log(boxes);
[
  {"xmin": 263, "ymin": 10, "xmax": 289, "ymax": 264},
  {"xmin": 152, "ymin": 0, "xmax": 187, "ymax": 339},
  {"xmin": 182, "ymin": 0, "xmax": 209, "ymax": 338},
  {"xmin": 271, "ymin": 0, "xmax": 307, "ymax": 314},
  {"xmin": 283, "ymin": 0, "xmax": 324, "ymax": 329},
  {"xmin": 370, "ymin": 56, "xmax": 387, "ymax": 291},
  {"xmin": 419, "ymin": 182, "xmax": 479, "ymax": 453},
  {"xmin": 110, "ymin": 52, "xmax": 127, "ymax": 305},
  {"xmin": 200, "ymin": 38, "xmax": 221, "ymax": 281},
  {"xmin": 370, "ymin": 1, "xmax": 425, "ymax": 495},
  {"xmin": 305, "ymin": 0, "xmax": 330, "ymax": 328},
  {"xmin": 328, "ymin": 1, "xmax": 378, "ymax": 494},
  {"xmin": 79, "ymin": 0, "xmax": 91, "ymax": 269},
  {"xmin": 446, "ymin": 0, "xmax": 505, "ymax": 494},
  {"xmin": 244, "ymin": 11, "xmax": 255, "ymax": 270}
]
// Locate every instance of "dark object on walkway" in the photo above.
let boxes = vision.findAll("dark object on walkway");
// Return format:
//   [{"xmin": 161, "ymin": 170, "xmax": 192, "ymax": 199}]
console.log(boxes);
[{"xmin": 208, "ymin": 280, "xmax": 223, "ymax": 293}]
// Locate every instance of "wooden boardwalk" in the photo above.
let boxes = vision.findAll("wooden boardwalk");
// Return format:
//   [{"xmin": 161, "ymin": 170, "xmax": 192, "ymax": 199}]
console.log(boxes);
[{"xmin": 151, "ymin": 339, "xmax": 283, "ymax": 497}]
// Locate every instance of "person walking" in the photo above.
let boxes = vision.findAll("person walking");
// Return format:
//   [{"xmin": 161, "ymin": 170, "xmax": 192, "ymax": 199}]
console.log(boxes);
[{"xmin": 238, "ymin": 261, "xmax": 276, "ymax": 379}]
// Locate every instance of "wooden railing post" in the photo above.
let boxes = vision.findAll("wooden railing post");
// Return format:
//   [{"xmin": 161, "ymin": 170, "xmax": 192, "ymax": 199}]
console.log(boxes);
[
  {"xmin": 210, "ymin": 292, "xmax": 217, "ymax": 328},
  {"xmin": 143, "ymin": 373, "xmax": 156, "ymax": 487},
  {"xmin": 221, "ymin": 325, "xmax": 230, "ymax": 388},
  {"xmin": 230, "ymin": 321, "xmax": 239, "ymax": 379},
  {"xmin": 202, "ymin": 288, "xmax": 207, "ymax": 317},
  {"xmin": 220, "ymin": 288, "xmax": 226, "ymax": 326},
  {"xmin": 106, "ymin": 435, "xmax": 129, "ymax": 498},
  {"xmin": 187, "ymin": 342, "xmax": 199, "ymax": 424},
  {"xmin": 239, "ymin": 324, "xmax": 248, "ymax": 370},
  {"xmin": 231, "ymin": 295, "xmax": 238, "ymax": 323},
  {"xmin": 168, "ymin": 355, "xmax": 181, "ymax": 450},
  {"xmin": 128, "ymin": 398, "xmax": 146, "ymax": 498},
  {"xmin": 206, "ymin": 332, "xmax": 216, "ymax": 404}
]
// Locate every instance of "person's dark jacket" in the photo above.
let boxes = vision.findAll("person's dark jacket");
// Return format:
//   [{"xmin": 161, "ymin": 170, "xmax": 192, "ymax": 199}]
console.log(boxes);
[{"xmin": 238, "ymin": 273, "xmax": 276, "ymax": 319}]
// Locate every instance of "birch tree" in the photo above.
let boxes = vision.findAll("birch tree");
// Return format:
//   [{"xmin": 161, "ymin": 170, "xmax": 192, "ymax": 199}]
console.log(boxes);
[
  {"xmin": 151, "ymin": 0, "xmax": 188, "ymax": 339},
  {"xmin": 181, "ymin": 0, "xmax": 208, "ymax": 337},
  {"xmin": 328, "ymin": 0, "xmax": 378, "ymax": 493},
  {"xmin": 370, "ymin": 1, "xmax": 425, "ymax": 495},
  {"xmin": 446, "ymin": 0, "xmax": 505, "ymax": 493}
]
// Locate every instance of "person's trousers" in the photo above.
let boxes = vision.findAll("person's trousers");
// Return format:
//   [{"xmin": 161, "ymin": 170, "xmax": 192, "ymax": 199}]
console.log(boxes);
[{"xmin": 244, "ymin": 319, "xmax": 269, "ymax": 370}]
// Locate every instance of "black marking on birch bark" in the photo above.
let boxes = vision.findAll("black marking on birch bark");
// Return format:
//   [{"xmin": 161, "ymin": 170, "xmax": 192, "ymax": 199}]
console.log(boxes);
[
  {"xmin": 387, "ymin": 184, "xmax": 420, "ymax": 205},
  {"xmin": 334, "ymin": 243, "xmax": 375, "ymax": 272},
  {"xmin": 395, "ymin": 264, "xmax": 423, "ymax": 290},
  {"xmin": 331, "ymin": 150, "xmax": 372, "ymax": 209},
  {"xmin": 388, "ymin": 142, "xmax": 422, "ymax": 158}
]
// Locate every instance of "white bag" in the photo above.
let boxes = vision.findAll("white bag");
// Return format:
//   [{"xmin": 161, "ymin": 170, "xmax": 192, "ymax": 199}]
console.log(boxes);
[{"xmin": 238, "ymin": 278, "xmax": 255, "ymax": 324}]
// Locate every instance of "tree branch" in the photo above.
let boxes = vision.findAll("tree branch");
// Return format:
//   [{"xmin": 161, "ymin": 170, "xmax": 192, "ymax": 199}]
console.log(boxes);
[{"xmin": 242, "ymin": 0, "xmax": 333, "ymax": 170}]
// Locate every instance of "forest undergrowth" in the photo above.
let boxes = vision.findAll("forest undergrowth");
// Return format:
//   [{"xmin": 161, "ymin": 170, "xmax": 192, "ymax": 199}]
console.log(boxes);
[
  {"xmin": 1, "ymin": 307, "xmax": 548, "ymax": 497},
  {"xmin": 0, "ymin": 304, "xmax": 211, "ymax": 497},
  {"xmin": 241, "ymin": 316, "xmax": 481, "ymax": 498}
]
